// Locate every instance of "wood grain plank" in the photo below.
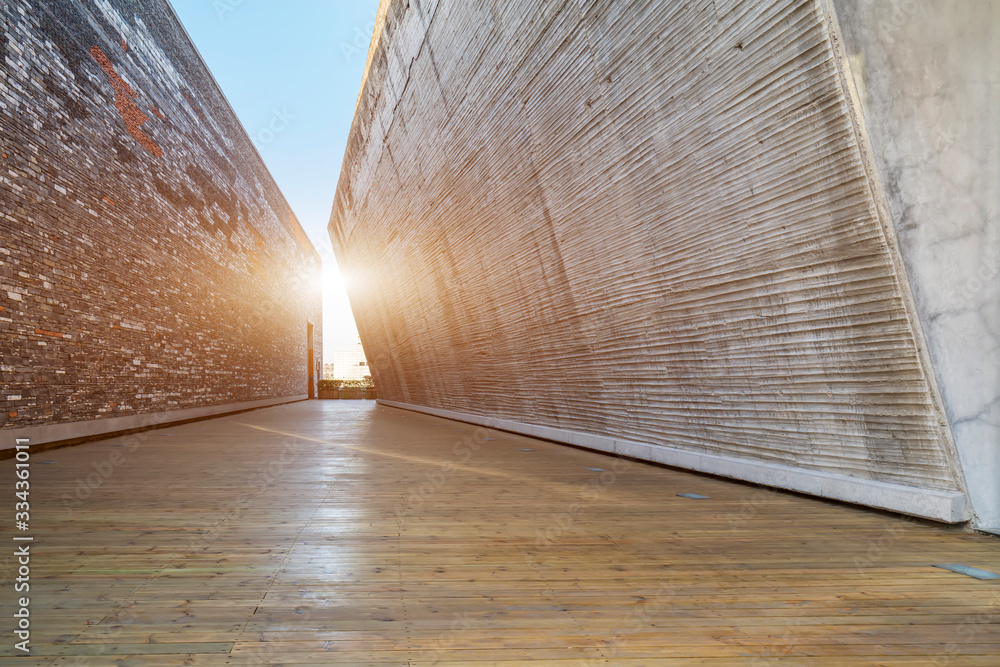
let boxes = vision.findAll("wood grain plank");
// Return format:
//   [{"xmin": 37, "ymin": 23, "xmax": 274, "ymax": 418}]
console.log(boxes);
[{"xmin": 1, "ymin": 401, "xmax": 997, "ymax": 664}]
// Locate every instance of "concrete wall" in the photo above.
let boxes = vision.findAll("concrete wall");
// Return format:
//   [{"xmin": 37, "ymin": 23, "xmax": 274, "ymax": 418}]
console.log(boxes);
[
  {"xmin": 331, "ymin": 0, "xmax": 994, "ymax": 527},
  {"xmin": 0, "ymin": 0, "xmax": 321, "ymax": 448},
  {"xmin": 830, "ymin": 0, "xmax": 999, "ymax": 531}
]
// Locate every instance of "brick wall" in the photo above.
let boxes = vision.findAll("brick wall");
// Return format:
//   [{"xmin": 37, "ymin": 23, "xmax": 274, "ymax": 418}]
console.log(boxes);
[{"xmin": 1, "ymin": 0, "xmax": 321, "ymax": 431}]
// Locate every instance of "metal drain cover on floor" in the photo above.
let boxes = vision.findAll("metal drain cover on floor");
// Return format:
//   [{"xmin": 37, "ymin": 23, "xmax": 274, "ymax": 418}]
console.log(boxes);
[
  {"xmin": 677, "ymin": 493, "xmax": 709, "ymax": 499},
  {"xmin": 933, "ymin": 564, "xmax": 1000, "ymax": 580}
]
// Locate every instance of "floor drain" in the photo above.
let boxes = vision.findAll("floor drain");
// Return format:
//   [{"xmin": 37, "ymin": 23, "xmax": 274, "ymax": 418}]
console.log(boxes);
[
  {"xmin": 586, "ymin": 468, "xmax": 606, "ymax": 472},
  {"xmin": 933, "ymin": 564, "xmax": 1000, "ymax": 580},
  {"xmin": 677, "ymin": 493, "xmax": 709, "ymax": 499}
]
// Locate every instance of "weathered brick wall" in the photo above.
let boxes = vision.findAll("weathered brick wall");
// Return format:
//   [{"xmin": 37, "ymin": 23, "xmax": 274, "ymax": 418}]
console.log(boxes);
[
  {"xmin": 1, "ymin": 0, "xmax": 321, "ymax": 431},
  {"xmin": 331, "ymin": 0, "xmax": 972, "ymax": 521}
]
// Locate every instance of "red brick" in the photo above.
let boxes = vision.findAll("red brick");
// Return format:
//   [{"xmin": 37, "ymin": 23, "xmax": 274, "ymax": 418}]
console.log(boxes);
[{"xmin": 34, "ymin": 328, "xmax": 65, "ymax": 338}]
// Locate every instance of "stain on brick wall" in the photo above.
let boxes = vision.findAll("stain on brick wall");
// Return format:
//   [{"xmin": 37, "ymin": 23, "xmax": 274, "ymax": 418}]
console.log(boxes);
[
  {"xmin": 89, "ymin": 45, "xmax": 163, "ymax": 157},
  {"xmin": 1, "ymin": 0, "xmax": 321, "ymax": 430}
]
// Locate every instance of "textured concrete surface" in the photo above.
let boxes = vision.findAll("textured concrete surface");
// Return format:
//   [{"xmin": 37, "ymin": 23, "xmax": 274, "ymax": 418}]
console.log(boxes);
[
  {"xmin": 830, "ymin": 0, "xmax": 1000, "ymax": 533},
  {"xmin": 0, "ymin": 0, "xmax": 322, "ymax": 440},
  {"xmin": 329, "ymin": 0, "xmax": 991, "ymax": 525}
]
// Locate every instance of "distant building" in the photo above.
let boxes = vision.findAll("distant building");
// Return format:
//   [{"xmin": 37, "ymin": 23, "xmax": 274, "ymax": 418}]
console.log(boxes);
[{"xmin": 324, "ymin": 339, "xmax": 369, "ymax": 380}]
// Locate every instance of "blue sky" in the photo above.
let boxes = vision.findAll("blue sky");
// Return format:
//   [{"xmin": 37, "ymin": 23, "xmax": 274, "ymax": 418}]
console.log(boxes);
[{"xmin": 169, "ymin": 0, "xmax": 382, "ymax": 356}]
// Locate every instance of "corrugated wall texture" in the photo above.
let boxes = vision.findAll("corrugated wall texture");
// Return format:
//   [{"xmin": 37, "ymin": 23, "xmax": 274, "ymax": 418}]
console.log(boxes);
[
  {"xmin": 330, "ymin": 0, "xmax": 964, "ymax": 497},
  {"xmin": 829, "ymin": 0, "xmax": 998, "ymax": 532},
  {"xmin": 1, "ymin": 0, "xmax": 321, "ymax": 431}
]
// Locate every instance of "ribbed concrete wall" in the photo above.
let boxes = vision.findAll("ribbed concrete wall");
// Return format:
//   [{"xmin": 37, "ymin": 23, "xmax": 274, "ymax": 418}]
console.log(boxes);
[
  {"xmin": 830, "ymin": 0, "xmax": 999, "ymax": 531},
  {"xmin": 1, "ymin": 0, "xmax": 321, "ymax": 447},
  {"xmin": 330, "ymin": 0, "xmax": 991, "ymax": 525}
]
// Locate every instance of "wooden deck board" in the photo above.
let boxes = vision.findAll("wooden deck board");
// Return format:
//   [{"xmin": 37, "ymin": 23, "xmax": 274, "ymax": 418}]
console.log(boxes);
[{"xmin": 2, "ymin": 401, "xmax": 998, "ymax": 664}]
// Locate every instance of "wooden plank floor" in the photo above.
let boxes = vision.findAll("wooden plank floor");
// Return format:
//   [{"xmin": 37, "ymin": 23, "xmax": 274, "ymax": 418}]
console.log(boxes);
[{"xmin": 2, "ymin": 400, "xmax": 999, "ymax": 665}]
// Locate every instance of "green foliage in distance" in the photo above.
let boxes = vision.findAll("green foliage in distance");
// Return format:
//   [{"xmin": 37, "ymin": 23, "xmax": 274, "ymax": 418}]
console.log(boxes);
[{"xmin": 318, "ymin": 376, "xmax": 374, "ymax": 391}]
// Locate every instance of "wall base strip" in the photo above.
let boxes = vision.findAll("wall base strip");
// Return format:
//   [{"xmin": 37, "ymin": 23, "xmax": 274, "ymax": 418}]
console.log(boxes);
[
  {"xmin": 1, "ymin": 395, "xmax": 309, "ymax": 451},
  {"xmin": 378, "ymin": 399, "xmax": 969, "ymax": 524}
]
